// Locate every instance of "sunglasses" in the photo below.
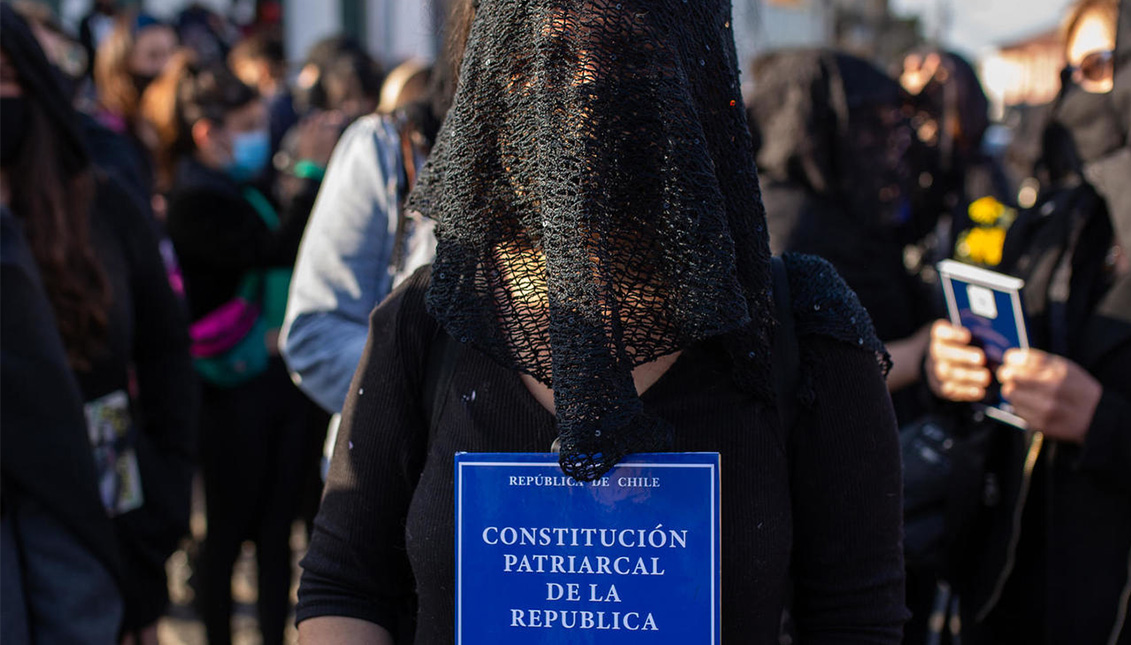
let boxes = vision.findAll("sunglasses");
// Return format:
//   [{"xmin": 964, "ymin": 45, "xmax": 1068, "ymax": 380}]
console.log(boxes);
[{"xmin": 1069, "ymin": 50, "xmax": 1114, "ymax": 84}]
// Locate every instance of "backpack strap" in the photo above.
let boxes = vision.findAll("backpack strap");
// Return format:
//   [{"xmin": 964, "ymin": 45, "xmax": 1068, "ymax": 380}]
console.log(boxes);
[
  {"xmin": 240, "ymin": 186, "xmax": 281, "ymax": 230},
  {"xmin": 771, "ymin": 256, "xmax": 800, "ymax": 433}
]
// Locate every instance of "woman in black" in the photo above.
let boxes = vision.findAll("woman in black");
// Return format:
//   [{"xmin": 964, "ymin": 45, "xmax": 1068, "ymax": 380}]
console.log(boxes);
[
  {"xmin": 746, "ymin": 49, "xmax": 938, "ymax": 425},
  {"xmin": 156, "ymin": 54, "xmax": 333, "ymax": 645},
  {"xmin": 925, "ymin": 0, "xmax": 1130, "ymax": 642},
  {"xmin": 297, "ymin": 1, "xmax": 907, "ymax": 643},
  {"xmin": 0, "ymin": 7, "xmax": 196, "ymax": 643}
]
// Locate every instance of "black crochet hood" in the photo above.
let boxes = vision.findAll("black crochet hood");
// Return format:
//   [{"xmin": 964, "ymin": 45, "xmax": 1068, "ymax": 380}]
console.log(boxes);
[{"xmin": 408, "ymin": 0, "xmax": 779, "ymax": 480}]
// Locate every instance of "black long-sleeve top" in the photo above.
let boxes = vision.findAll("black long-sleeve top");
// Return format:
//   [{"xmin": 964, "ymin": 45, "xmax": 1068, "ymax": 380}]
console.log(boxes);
[
  {"xmin": 165, "ymin": 159, "xmax": 317, "ymax": 322},
  {"xmin": 76, "ymin": 175, "xmax": 199, "ymax": 629},
  {"xmin": 297, "ymin": 261, "xmax": 909, "ymax": 643}
]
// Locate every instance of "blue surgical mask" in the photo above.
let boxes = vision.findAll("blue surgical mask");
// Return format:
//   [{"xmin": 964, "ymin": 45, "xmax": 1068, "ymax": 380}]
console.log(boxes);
[{"xmin": 225, "ymin": 129, "xmax": 271, "ymax": 182}]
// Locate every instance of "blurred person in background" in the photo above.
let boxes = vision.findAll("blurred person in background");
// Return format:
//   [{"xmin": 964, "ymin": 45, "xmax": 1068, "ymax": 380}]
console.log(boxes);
[
  {"xmin": 12, "ymin": 2, "xmax": 141, "ymax": 191},
  {"xmin": 319, "ymin": 46, "xmax": 383, "ymax": 121},
  {"xmin": 174, "ymin": 3, "xmax": 236, "ymax": 65},
  {"xmin": 274, "ymin": 36, "xmax": 382, "ymax": 193},
  {"xmin": 292, "ymin": 35, "xmax": 382, "ymax": 118},
  {"xmin": 377, "ymin": 59, "xmax": 432, "ymax": 115},
  {"xmin": 924, "ymin": 0, "xmax": 1130, "ymax": 642},
  {"xmin": 747, "ymin": 49, "xmax": 934, "ymax": 421},
  {"xmin": 229, "ymin": 28, "xmax": 299, "ymax": 158},
  {"xmin": 79, "ymin": 0, "xmax": 119, "ymax": 78},
  {"xmin": 1, "ymin": 198, "xmax": 125, "ymax": 645},
  {"xmin": 1, "ymin": 9, "xmax": 123, "ymax": 644},
  {"xmin": 899, "ymin": 50, "xmax": 1016, "ymax": 274},
  {"xmin": 0, "ymin": 6, "xmax": 198, "ymax": 644},
  {"xmin": 279, "ymin": 0, "xmax": 471, "ymax": 416},
  {"xmin": 92, "ymin": 10, "xmax": 178, "ymax": 204},
  {"xmin": 11, "ymin": 1, "xmax": 89, "ymax": 82},
  {"xmin": 150, "ymin": 53, "xmax": 336, "ymax": 645},
  {"xmin": 16, "ymin": 2, "xmax": 183, "ymax": 299}
]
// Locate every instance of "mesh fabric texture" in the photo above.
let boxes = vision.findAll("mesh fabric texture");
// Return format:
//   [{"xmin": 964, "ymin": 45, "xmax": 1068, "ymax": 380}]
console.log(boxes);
[{"xmin": 407, "ymin": 0, "xmax": 775, "ymax": 481}]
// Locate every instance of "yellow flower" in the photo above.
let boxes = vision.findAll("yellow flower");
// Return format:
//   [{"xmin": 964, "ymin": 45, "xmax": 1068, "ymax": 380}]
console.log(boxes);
[
  {"xmin": 957, "ymin": 226, "xmax": 1007, "ymax": 266},
  {"xmin": 968, "ymin": 196, "xmax": 1005, "ymax": 226}
]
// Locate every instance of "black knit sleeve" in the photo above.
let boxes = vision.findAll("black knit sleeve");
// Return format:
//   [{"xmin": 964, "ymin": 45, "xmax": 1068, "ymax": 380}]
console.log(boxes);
[
  {"xmin": 296, "ymin": 267, "xmax": 436, "ymax": 631},
  {"xmin": 782, "ymin": 252, "xmax": 908, "ymax": 642},
  {"xmin": 788, "ymin": 335, "xmax": 909, "ymax": 643}
]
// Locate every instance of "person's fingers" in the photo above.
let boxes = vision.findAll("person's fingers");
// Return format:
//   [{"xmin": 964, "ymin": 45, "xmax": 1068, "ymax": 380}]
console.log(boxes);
[
  {"xmin": 949, "ymin": 364, "xmax": 993, "ymax": 387},
  {"xmin": 1004, "ymin": 386, "xmax": 1054, "ymax": 430},
  {"xmin": 999, "ymin": 354, "xmax": 1065, "ymax": 389},
  {"xmin": 939, "ymin": 380, "xmax": 986, "ymax": 402},
  {"xmin": 932, "ymin": 340, "xmax": 985, "ymax": 367},
  {"xmin": 931, "ymin": 320, "xmax": 971, "ymax": 345}
]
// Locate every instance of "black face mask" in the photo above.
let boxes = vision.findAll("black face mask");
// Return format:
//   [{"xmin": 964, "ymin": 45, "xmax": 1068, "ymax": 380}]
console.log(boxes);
[
  {"xmin": 1054, "ymin": 81, "xmax": 1123, "ymax": 164},
  {"xmin": 0, "ymin": 97, "xmax": 27, "ymax": 166}
]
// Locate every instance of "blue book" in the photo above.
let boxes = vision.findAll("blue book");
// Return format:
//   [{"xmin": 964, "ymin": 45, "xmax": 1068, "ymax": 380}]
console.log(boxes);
[
  {"xmin": 937, "ymin": 259, "xmax": 1031, "ymax": 429},
  {"xmin": 454, "ymin": 452, "xmax": 721, "ymax": 644}
]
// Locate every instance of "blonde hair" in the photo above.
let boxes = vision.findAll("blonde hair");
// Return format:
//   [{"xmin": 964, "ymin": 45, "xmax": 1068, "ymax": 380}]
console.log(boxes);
[
  {"xmin": 378, "ymin": 59, "xmax": 431, "ymax": 113},
  {"xmin": 1063, "ymin": 0, "xmax": 1119, "ymax": 50},
  {"xmin": 139, "ymin": 50, "xmax": 192, "ymax": 191},
  {"xmin": 94, "ymin": 12, "xmax": 142, "ymax": 123}
]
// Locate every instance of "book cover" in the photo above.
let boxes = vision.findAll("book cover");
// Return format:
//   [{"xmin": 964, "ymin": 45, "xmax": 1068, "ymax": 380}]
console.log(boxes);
[
  {"xmin": 454, "ymin": 452, "xmax": 721, "ymax": 644},
  {"xmin": 938, "ymin": 259, "xmax": 1030, "ymax": 429}
]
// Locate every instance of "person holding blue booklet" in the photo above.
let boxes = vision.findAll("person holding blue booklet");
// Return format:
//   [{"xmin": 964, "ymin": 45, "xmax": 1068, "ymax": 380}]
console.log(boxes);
[
  {"xmin": 924, "ymin": 0, "xmax": 1131, "ymax": 642},
  {"xmin": 296, "ymin": 0, "xmax": 908, "ymax": 643}
]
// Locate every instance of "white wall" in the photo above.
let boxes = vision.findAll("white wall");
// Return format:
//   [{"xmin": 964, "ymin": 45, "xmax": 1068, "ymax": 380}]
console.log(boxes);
[
  {"xmin": 733, "ymin": 0, "xmax": 832, "ymax": 96},
  {"xmin": 366, "ymin": 0, "xmax": 438, "ymax": 65},
  {"xmin": 285, "ymin": 0, "xmax": 343, "ymax": 64},
  {"xmin": 756, "ymin": 0, "xmax": 832, "ymax": 53},
  {"xmin": 143, "ymin": 0, "xmax": 233, "ymax": 20}
]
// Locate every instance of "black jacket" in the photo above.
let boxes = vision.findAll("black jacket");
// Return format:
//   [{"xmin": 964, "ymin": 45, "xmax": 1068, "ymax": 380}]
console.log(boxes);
[
  {"xmin": 947, "ymin": 185, "xmax": 1131, "ymax": 645},
  {"xmin": 76, "ymin": 175, "xmax": 199, "ymax": 630},
  {"xmin": 0, "ymin": 207, "xmax": 123, "ymax": 591},
  {"xmin": 166, "ymin": 159, "xmax": 317, "ymax": 322}
]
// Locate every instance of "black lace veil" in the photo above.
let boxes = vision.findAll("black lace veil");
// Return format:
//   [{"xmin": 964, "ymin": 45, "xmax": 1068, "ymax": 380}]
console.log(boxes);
[{"xmin": 407, "ymin": 0, "xmax": 774, "ymax": 481}]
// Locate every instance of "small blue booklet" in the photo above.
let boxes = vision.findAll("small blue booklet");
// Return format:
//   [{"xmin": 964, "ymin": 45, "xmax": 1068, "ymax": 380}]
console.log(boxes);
[
  {"xmin": 454, "ymin": 452, "xmax": 721, "ymax": 644},
  {"xmin": 937, "ymin": 259, "xmax": 1030, "ymax": 429}
]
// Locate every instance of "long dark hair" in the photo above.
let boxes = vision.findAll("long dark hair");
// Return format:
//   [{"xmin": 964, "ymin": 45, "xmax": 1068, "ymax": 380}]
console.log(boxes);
[
  {"xmin": 2, "ymin": 7, "xmax": 109, "ymax": 371},
  {"xmin": 435, "ymin": 0, "xmax": 476, "ymax": 120}
]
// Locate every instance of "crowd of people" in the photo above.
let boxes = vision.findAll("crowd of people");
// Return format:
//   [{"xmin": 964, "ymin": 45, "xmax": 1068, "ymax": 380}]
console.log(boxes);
[{"xmin": 0, "ymin": 0, "xmax": 1126, "ymax": 643}]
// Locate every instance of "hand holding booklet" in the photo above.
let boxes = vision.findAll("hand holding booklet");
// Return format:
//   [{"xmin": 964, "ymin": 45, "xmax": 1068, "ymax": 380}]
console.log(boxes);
[{"xmin": 937, "ymin": 260, "xmax": 1031, "ymax": 429}]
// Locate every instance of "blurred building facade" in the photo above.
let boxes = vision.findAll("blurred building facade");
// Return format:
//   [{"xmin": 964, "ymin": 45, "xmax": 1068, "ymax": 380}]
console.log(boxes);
[
  {"xmin": 53, "ymin": 0, "xmax": 920, "ymax": 77},
  {"xmin": 48, "ymin": 0, "xmax": 922, "ymax": 90},
  {"xmin": 55, "ymin": 0, "xmax": 441, "ymax": 66},
  {"xmin": 734, "ymin": 0, "xmax": 921, "ymax": 78},
  {"xmin": 979, "ymin": 28, "xmax": 1064, "ymax": 116}
]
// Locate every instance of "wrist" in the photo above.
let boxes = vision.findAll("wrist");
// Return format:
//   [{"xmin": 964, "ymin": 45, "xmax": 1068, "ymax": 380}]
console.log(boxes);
[{"xmin": 292, "ymin": 159, "xmax": 326, "ymax": 181}]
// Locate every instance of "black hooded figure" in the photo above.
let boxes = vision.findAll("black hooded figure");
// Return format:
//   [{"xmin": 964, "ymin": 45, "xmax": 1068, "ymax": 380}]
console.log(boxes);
[
  {"xmin": 747, "ymin": 49, "xmax": 935, "ymax": 424},
  {"xmin": 923, "ymin": 1, "xmax": 1131, "ymax": 643},
  {"xmin": 297, "ymin": 1, "xmax": 908, "ymax": 643}
]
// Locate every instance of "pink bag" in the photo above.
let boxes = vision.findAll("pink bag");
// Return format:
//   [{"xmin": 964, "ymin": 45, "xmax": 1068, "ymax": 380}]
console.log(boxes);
[{"xmin": 189, "ymin": 297, "xmax": 261, "ymax": 358}]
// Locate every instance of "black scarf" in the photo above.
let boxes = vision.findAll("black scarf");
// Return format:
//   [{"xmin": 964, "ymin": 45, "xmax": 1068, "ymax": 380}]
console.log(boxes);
[{"xmin": 407, "ymin": 0, "xmax": 775, "ymax": 481}]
